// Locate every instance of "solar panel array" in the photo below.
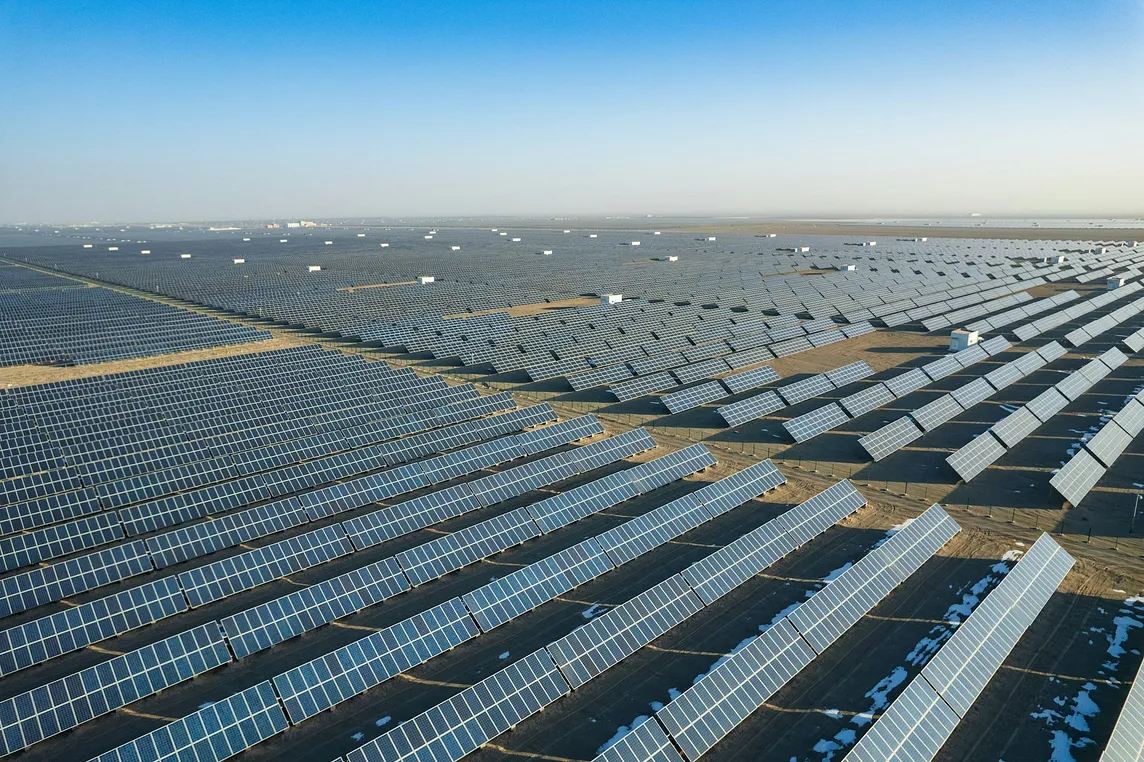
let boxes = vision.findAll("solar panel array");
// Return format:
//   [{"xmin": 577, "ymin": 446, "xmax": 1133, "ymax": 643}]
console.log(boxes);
[
  {"xmin": 944, "ymin": 343, "xmax": 1129, "ymax": 482},
  {"xmin": 843, "ymin": 534, "xmax": 1073, "ymax": 762},
  {"xmin": 655, "ymin": 504, "xmax": 959, "ymax": 761},
  {"xmin": 1050, "ymin": 390, "xmax": 1144, "ymax": 506},
  {"xmin": 0, "ymin": 267, "xmax": 270, "ymax": 366},
  {"xmin": 717, "ymin": 362, "xmax": 870, "ymax": 428}
]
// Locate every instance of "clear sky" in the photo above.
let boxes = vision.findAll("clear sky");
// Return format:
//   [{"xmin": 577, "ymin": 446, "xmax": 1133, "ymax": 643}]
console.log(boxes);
[{"xmin": 2, "ymin": 1, "xmax": 1142, "ymax": 223}]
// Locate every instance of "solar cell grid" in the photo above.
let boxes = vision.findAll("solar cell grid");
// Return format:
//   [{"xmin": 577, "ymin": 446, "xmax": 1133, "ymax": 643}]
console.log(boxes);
[
  {"xmin": 0, "ymin": 623, "xmax": 231, "ymax": 755},
  {"xmin": 682, "ymin": 480, "xmax": 866, "ymax": 605},
  {"xmin": 783, "ymin": 403, "xmax": 851, "ymax": 442},
  {"xmin": 395, "ymin": 507, "xmax": 541, "ymax": 586},
  {"xmin": 946, "ymin": 432, "xmax": 1006, "ymax": 482},
  {"xmin": 462, "ymin": 538, "xmax": 614, "ymax": 631},
  {"xmin": 545, "ymin": 573, "xmax": 704, "ymax": 689},
  {"xmin": 1050, "ymin": 449, "xmax": 1107, "ymax": 507},
  {"xmin": 859, "ymin": 416, "xmax": 925, "ymax": 461},
  {"xmin": 919, "ymin": 534, "xmax": 1073, "ymax": 717},
  {"xmin": 592, "ymin": 717, "xmax": 685, "ymax": 762},
  {"xmin": 990, "ymin": 407, "xmax": 1041, "ymax": 447},
  {"xmin": 178, "ymin": 525, "xmax": 352, "ymax": 608},
  {"xmin": 87, "ymin": 681, "xmax": 288, "ymax": 762},
  {"xmin": 716, "ymin": 391, "xmax": 784, "ymax": 427},
  {"xmin": 775, "ymin": 374, "xmax": 834, "ymax": 406},
  {"xmin": 272, "ymin": 598, "xmax": 479, "ymax": 724},
  {"xmin": 1026, "ymin": 386, "xmax": 1073, "ymax": 423},
  {"xmin": 0, "ymin": 541, "xmax": 153, "ymax": 618},
  {"xmin": 883, "ymin": 368, "xmax": 930, "ymax": 398},
  {"xmin": 909, "ymin": 394, "xmax": 965, "ymax": 432},
  {"xmin": 837, "ymin": 383, "xmax": 895, "ymax": 418},
  {"xmin": 344, "ymin": 648, "xmax": 569, "ymax": 762}
]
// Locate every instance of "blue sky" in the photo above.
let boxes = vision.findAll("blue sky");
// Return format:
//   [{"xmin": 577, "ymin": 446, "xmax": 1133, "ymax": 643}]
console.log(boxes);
[{"xmin": 2, "ymin": 1, "xmax": 1142, "ymax": 222}]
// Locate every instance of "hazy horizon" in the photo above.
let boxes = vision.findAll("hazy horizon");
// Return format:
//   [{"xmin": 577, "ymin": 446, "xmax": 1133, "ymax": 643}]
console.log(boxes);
[{"xmin": 3, "ymin": 1, "xmax": 1143, "ymax": 224}]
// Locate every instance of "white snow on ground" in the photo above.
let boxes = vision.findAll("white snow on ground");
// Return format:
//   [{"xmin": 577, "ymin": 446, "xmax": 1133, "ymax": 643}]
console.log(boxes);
[
  {"xmin": 873, "ymin": 520, "xmax": 913, "ymax": 549},
  {"xmin": 1029, "ymin": 596, "xmax": 1144, "ymax": 761},
  {"xmin": 498, "ymin": 651, "xmax": 510, "ymax": 660},
  {"xmin": 581, "ymin": 603, "xmax": 605, "ymax": 619},
  {"xmin": 796, "ymin": 552, "xmax": 1020, "ymax": 761},
  {"xmin": 376, "ymin": 716, "xmax": 391, "ymax": 727},
  {"xmin": 821, "ymin": 562, "xmax": 853, "ymax": 583},
  {"xmin": 597, "ymin": 716, "xmax": 650, "ymax": 753},
  {"xmin": 1000, "ymin": 404, "xmax": 1021, "ymax": 413}
]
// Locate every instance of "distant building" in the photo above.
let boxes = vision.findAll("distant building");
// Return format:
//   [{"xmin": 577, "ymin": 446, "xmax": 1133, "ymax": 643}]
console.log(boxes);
[
  {"xmin": 417, "ymin": 275, "xmax": 435, "ymax": 284},
  {"xmin": 950, "ymin": 329, "xmax": 979, "ymax": 351},
  {"xmin": 600, "ymin": 293, "xmax": 622, "ymax": 305}
]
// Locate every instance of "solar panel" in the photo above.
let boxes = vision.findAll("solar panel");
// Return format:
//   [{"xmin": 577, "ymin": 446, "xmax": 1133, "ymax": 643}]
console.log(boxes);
[
  {"xmin": 979, "ymin": 335, "xmax": 1012, "ymax": 355},
  {"xmin": 1011, "ymin": 350, "xmax": 1047, "ymax": 375},
  {"xmin": 592, "ymin": 718, "xmax": 685, "ymax": 762},
  {"xmin": 145, "ymin": 497, "xmax": 309, "ymax": 569},
  {"xmin": 788, "ymin": 504, "xmax": 959, "ymax": 652},
  {"xmin": 1113, "ymin": 398, "xmax": 1144, "ymax": 437},
  {"xmin": 273, "ymin": 598, "xmax": 479, "ymax": 724},
  {"xmin": 1026, "ymin": 386, "xmax": 1072, "ymax": 423},
  {"xmin": 859, "ymin": 416, "xmax": 925, "ymax": 461},
  {"xmin": 344, "ymin": 648, "xmax": 569, "ymax": 762},
  {"xmin": 88, "ymin": 681, "xmax": 289, "ymax": 762},
  {"xmin": 0, "ymin": 576, "xmax": 186, "ymax": 677},
  {"xmin": 0, "ymin": 512, "xmax": 124, "ymax": 573},
  {"xmin": 220, "ymin": 557, "xmax": 410, "ymax": 659},
  {"xmin": 658, "ymin": 504, "xmax": 958, "ymax": 762},
  {"xmin": 1125, "ymin": 331, "xmax": 1144, "ymax": 353},
  {"xmin": 1101, "ymin": 346, "xmax": 1129, "ymax": 370},
  {"xmin": 950, "ymin": 377, "xmax": 996, "ymax": 409},
  {"xmin": 983, "ymin": 362, "xmax": 1023, "ymax": 391},
  {"xmin": 0, "ymin": 623, "xmax": 231, "ymax": 755},
  {"xmin": 883, "ymin": 368, "xmax": 930, "ymax": 398},
  {"xmin": 546, "ymin": 573, "xmax": 703, "ymax": 688},
  {"xmin": 920, "ymin": 355, "xmax": 962, "ymax": 382},
  {"xmin": 1065, "ymin": 326, "xmax": 1092, "ymax": 347},
  {"xmin": 951, "ymin": 344, "xmax": 988, "ymax": 368},
  {"xmin": 1053, "ymin": 371, "xmax": 1093, "ymax": 403},
  {"xmin": 783, "ymin": 403, "xmax": 851, "ymax": 442},
  {"xmin": 568, "ymin": 363, "xmax": 634, "ymax": 391},
  {"xmin": 909, "ymin": 394, "xmax": 965, "ymax": 432},
  {"xmin": 682, "ymin": 480, "xmax": 866, "ymax": 605},
  {"xmin": 990, "ymin": 407, "xmax": 1041, "ymax": 447},
  {"xmin": 838, "ymin": 383, "xmax": 895, "ymax": 418},
  {"xmin": 671, "ymin": 358, "xmax": 731, "ymax": 385},
  {"xmin": 342, "ymin": 484, "xmax": 483, "ymax": 551},
  {"xmin": 0, "ymin": 541, "xmax": 152, "ymax": 618},
  {"xmin": 656, "ymin": 618, "xmax": 814, "ymax": 762},
  {"xmin": 721, "ymin": 365, "xmax": 779, "ymax": 394},
  {"xmin": 178, "ymin": 525, "xmax": 353, "ymax": 608},
  {"xmin": 610, "ymin": 371, "xmax": 680, "ymax": 401},
  {"xmin": 1049, "ymin": 449, "xmax": 1107, "ymax": 507},
  {"xmin": 689, "ymin": 459, "xmax": 786, "ymax": 517},
  {"xmin": 775, "ymin": 374, "xmax": 834, "ymax": 406},
  {"xmin": 1101, "ymin": 657, "xmax": 1144, "ymax": 761},
  {"xmin": 824, "ymin": 361, "xmax": 874, "ymax": 388},
  {"xmin": 919, "ymin": 534, "xmax": 1073, "ymax": 717},
  {"xmin": 462, "ymin": 538, "xmax": 613, "ymax": 631},
  {"xmin": 1035, "ymin": 341, "xmax": 1067, "ymax": 363},
  {"xmin": 525, "ymin": 443, "xmax": 715, "ymax": 533},
  {"xmin": 396, "ymin": 507, "xmax": 540, "ymax": 586},
  {"xmin": 841, "ymin": 673, "xmax": 960, "ymax": 762},
  {"xmin": 946, "ymin": 433, "xmax": 1006, "ymax": 482},
  {"xmin": 716, "ymin": 391, "xmax": 784, "ymax": 427},
  {"xmin": 661, "ymin": 381, "xmax": 728, "ymax": 414}
]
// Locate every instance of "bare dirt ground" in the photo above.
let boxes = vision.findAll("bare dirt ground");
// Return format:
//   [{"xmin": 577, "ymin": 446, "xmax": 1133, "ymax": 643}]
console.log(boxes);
[{"xmin": 445, "ymin": 296, "xmax": 601, "ymax": 319}]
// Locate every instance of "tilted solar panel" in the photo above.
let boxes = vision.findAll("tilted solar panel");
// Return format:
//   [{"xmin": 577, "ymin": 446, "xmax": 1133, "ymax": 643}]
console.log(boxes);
[
  {"xmin": 716, "ymin": 391, "xmax": 784, "ymax": 427},
  {"xmin": 682, "ymin": 480, "xmax": 866, "ymax": 605},
  {"xmin": 592, "ymin": 717, "xmax": 685, "ymax": 762},
  {"xmin": 273, "ymin": 598, "xmax": 479, "ymax": 724},
  {"xmin": 88, "ymin": 681, "xmax": 288, "ymax": 762},
  {"xmin": 946, "ymin": 433, "xmax": 1006, "ymax": 482},
  {"xmin": 990, "ymin": 407, "xmax": 1041, "ymax": 447},
  {"xmin": 920, "ymin": 534, "xmax": 1073, "ymax": 717},
  {"xmin": 909, "ymin": 394, "xmax": 965, "ymax": 433},
  {"xmin": 859, "ymin": 416, "xmax": 925, "ymax": 462},
  {"xmin": 462, "ymin": 538, "xmax": 614, "ymax": 631},
  {"xmin": 783, "ymin": 403, "xmax": 851, "ymax": 442},
  {"xmin": 344, "ymin": 648, "xmax": 569, "ymax": 762},
  {"xmin": 1049, "ymin": 449, "xmax": 1107, "ymax": 507},
  {"xmin": 838, "ymin": 383, "xmax": 895, "ymax": 418},
  {"xmin": 220, "ymin": 557, "xmax": 410, "ymax": 659},
  {"xmin": 1026, "ymin": 386, "xmax": 1072, "ymax": 423}
]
